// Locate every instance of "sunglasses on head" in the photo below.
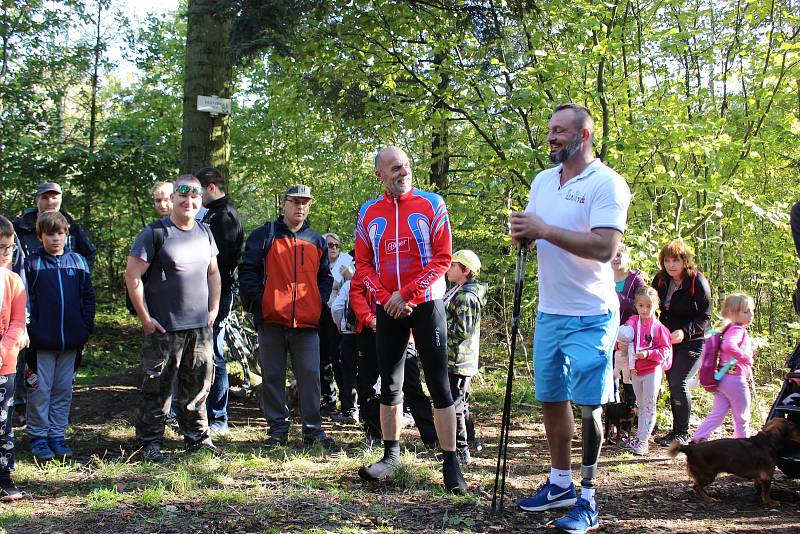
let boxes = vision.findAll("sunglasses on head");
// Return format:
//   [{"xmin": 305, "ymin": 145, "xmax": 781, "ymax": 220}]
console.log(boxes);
[{"xmin": 175, "ymin": 184, "xmax": 203, "ymax": 196}]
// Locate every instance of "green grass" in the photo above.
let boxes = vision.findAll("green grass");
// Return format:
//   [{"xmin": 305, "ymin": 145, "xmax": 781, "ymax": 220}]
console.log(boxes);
[
  {"xmin": 136, "ymin": 482, "xmax": 167, "ymax": 507},
  {"xmin": 0, "ymin": 507, "xmax": 33, "ymax": 530},
  {"xmin": 86, "ymin": 487, "xmax": 125, "ymax": 511}
]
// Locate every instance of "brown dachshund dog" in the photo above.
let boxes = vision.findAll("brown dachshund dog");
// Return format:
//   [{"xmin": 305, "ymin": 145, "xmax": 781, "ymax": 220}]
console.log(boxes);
[{"xmin": 667, "ymin": 418, "xmax": 800, "ymax": 506}]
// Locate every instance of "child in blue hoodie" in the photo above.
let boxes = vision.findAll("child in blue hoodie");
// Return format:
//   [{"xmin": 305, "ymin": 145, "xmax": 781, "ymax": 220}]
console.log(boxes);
[{"xmin": 24, "ymin": 211, "xmax": 95, "ymax": 460}]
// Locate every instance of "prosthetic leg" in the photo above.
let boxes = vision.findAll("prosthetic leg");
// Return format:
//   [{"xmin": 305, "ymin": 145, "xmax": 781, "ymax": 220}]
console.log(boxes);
[{"xmin": 580, "ymin": 405, "xmax": 602, "ymax": 501}]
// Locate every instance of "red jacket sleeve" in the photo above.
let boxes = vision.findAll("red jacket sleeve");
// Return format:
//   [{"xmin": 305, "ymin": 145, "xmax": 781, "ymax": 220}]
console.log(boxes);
[
  {"xmin": 0, "ymin": 272, "xmax": 27, "ymax": 363},
  {"xmin": 349, "ymin": 274, "xmax": 376, "ymax": 328}
]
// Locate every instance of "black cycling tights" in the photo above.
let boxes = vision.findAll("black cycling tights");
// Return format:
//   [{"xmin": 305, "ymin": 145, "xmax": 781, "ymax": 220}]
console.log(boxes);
[{"xmin": 376, "ymin": 300, "xmax": 454, "ymax": 409}]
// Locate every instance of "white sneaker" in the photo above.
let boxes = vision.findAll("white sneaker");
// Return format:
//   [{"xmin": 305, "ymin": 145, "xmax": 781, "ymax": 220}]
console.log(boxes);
[
  {"xmin": 621, "ymin": 438, "xmax": 639, "ymax": 451},
  {"xmin": 630, "ymin": 440, "xmax": 649, "ymax": 455}
]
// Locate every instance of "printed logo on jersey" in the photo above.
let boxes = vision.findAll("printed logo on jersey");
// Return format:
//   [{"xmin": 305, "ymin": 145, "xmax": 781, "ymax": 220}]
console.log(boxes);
[
  {"xmin": 363, "ymin": 276, "xmax": 380, "ymax": 296},
  {"xmin": 385, "ymin": 237, "xmax": 410, "ymax": 254},
  {"xmin": 417, "ymin": 270, "xmax": 438, "ymax": 289},
  {"xmin": 564, "ymin": 189, "xmax": 586, "ymax": 204}
]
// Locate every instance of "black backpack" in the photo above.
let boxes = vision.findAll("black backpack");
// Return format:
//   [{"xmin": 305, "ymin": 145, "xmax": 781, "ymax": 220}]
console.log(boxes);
[{"xmin": 125, "ymin": 220, "xmax": 168, "ymax": 315}]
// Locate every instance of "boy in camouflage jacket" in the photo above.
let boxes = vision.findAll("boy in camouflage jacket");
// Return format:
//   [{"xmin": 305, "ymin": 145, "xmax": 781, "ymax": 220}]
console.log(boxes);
[{"xmin": 444, "ymin": 250, "xmax": 488, "ymax": 464}]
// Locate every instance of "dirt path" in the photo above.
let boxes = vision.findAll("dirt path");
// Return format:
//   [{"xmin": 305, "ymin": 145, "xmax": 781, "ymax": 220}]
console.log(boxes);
[{"xmin": 5, "ymin": 372, "xmax": 800, "ymax": 533}]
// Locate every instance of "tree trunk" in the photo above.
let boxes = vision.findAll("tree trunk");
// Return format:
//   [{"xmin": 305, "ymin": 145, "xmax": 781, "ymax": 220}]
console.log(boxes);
[
  {"xmin": 84, "ymin": 0, "xmax": 102, "ymax": 223},
  {"xmin": 429, "ymin": 52, "xmax": 450, "ymax": 191},
  {"xmin": 180, "ymin": 0, "xmax": 232, "ymax": 176}
]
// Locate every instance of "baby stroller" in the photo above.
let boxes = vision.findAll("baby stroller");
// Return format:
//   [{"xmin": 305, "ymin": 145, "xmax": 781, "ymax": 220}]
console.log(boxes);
[{"xmin": 766, "ymin": 341, "xmax": 800, "ymax": 478}]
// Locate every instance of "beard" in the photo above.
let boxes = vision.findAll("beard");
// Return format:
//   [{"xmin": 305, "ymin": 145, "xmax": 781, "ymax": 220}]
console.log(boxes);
[
  {"xmin": 548, "ymin": 134, "xmax": 581, "ymax": 164},
  {"xmin": 387, "ymin": 173, "xmax": 412, "ymax": 196}
]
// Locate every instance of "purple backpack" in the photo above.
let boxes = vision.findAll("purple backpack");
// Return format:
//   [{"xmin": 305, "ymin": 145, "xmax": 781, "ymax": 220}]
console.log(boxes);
[{"xmin": 698, "ymin": 328, "xmax": 726, "ymax": 392}]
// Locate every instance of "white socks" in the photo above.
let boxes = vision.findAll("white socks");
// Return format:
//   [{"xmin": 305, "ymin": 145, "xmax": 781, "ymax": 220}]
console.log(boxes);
[
  {"xmin": 581, "ymin": 487, "xmax": 596, "ymax": 509},
  {"xmin": 548, "ymin": 467, "xmax": 597, "ymax": 509},
  {"xmin": 549, "ymin": 467, "xmax": 573, "ymax": 489}
]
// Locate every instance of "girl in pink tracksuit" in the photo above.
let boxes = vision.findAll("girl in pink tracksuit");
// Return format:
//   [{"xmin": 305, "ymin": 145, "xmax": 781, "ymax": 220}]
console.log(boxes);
[
  {"xmin": 620, "ymin": 287, "xmax": 672, "ymax": 455},
  {"xmin": 692, "ymin": 294, "xmax": 755, "ymax": 441}
]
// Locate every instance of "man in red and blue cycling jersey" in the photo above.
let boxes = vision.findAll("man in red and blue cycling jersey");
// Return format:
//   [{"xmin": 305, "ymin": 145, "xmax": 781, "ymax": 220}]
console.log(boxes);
[{"xmin": 354, "ymin": 145, "xmax": 466, "ymax": 494}]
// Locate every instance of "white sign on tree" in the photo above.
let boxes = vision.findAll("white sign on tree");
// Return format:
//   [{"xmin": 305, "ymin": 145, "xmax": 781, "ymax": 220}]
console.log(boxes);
[{"xmin": 197, "ymin": 95, "xmax": 231, "ymax": 115}]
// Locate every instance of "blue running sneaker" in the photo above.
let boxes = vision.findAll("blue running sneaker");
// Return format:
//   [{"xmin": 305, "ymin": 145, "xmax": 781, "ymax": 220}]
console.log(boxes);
[
  {"xmin": 48, "ymin": 438, "xmax": 73, "ymax": 458},
  {"xmin": 29, "ymin": 438, "xmax": 54, "ymax": 461},
  {"xmin": 552, "ymin": 498, "xmax": 599, "ymax": 534},
  {"xmin": 518, "ymin": 479, "xmax": 577, "ymax": 512}
]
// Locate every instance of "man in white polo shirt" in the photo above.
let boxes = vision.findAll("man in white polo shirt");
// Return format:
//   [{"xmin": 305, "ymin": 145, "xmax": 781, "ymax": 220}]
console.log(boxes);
[{"xmin": 510, "ymin": 104, "xmax": 630, "ymax": 534}]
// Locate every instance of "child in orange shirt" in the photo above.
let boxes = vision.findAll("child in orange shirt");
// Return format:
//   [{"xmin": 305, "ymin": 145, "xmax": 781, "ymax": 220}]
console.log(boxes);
[{"xmin": 0, "ymin": 215, "xmax": 28, "ymax": 501}]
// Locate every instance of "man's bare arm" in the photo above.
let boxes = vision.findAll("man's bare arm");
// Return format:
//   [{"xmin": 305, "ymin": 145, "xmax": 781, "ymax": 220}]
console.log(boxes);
[
  {"xmin": 509, "ymin": 211, "xmax": 621, "ymax": 262},
  {"xmin": 124, "ymin": 256, "xmax": 165, "ymax": 335}
]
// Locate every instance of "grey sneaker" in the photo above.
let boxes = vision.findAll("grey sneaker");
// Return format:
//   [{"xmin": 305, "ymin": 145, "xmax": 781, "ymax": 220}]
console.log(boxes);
[
  {"xmin": 141, "ymin": 442, "xmax": 166, "ymax": 463},
  {"xmin": 672, "ymin": 433, "xmax": 690, "ymax": 446}
]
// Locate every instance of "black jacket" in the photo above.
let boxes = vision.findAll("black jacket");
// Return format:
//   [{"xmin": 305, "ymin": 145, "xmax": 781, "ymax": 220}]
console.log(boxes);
[
  {"xmin": 652, "ymin": 270, "xmax": 712, "ymax": 348},
  {"xmin": 13, "ymin": 208, "xmax": 97, "ymax": 271},
  {"xmin": 201, "ymin": 195, "xmax": 244, "ymax": 292}
]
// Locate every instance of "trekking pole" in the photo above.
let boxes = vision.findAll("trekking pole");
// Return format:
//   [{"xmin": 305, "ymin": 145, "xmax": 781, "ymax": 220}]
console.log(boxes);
[{"xmin": 492, "ymin": 241, "xmax": 528, "ymax": 514}]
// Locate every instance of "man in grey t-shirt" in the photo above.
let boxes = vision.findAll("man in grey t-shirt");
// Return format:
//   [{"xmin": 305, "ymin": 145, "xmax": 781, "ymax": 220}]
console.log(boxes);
[{"xmin": 124, "ymin": 174, "xmax": 221, "ymax": 462}]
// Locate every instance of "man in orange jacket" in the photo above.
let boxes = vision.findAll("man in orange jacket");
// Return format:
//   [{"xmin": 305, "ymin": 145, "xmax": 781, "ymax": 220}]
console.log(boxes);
[{"xmin": 239, "ymin": 185, "xmax": 335, "ymax": 448}]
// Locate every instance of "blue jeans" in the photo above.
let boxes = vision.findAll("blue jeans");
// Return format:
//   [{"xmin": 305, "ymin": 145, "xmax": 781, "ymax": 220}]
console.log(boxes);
[{"xmin": 206, "ymin": 291, "xmax": 234, "ymax": 426}]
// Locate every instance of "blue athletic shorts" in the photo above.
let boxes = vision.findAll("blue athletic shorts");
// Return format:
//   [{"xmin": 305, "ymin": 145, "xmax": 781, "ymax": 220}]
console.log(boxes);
[{"xmin": 532, "ymin": 310, "xmax": 618, "ymax": 405}]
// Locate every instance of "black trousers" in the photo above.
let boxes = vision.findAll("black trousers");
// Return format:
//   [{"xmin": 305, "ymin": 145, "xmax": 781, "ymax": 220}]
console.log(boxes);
[
  {"xmin": 338, "ymin": 333, "xmax": 359, "ymax": 413},
  {"xmin": 375, "ymin": 301, "xmax": 453, "ymax": 409},
  {"xmin": 448, "ymin": 373, "xmax": 473, "ymax": 452},
  {"xmin": 665, "ymin": 343, "xmax": 702, "ymax": 435},
  {"xmin": 318, "ymin": 306, "xmax": 340, "ymax": 405},
  {"xmin": 357, "ymin": 329, "xmax": 437, "ymax": 445}
]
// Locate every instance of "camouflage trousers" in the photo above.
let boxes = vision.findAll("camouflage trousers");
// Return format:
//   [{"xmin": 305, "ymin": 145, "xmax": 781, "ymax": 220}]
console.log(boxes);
[{"xmin": 135, "ymin": 327, "xmax": 213, "ymax": 445}]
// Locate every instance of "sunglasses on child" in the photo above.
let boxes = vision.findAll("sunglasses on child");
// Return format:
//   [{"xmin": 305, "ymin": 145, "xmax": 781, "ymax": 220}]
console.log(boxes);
[{"xmin": 175, "ymin": 184, "xmax": 203, "ymax": 197}]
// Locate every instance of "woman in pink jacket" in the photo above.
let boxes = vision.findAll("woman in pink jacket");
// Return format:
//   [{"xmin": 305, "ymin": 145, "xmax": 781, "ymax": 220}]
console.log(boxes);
[
  {"xmin": 620, "ymin": 287, "xmax": 672, "ymax": 455},
  {"xmin": 691, "ymin": 294, "xmax": 755, "ymax": 441}
]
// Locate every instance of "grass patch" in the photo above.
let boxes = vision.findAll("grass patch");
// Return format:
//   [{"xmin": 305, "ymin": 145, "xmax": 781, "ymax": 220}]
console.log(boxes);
[
  {"xmin": 86, "ymin": 487, "xmax": 125, "ymax": 511},
  {"xmin": 100, "ymin": 418, "xmax": 136, "ymax": 442},
  {"xmin": 205, "ymin": 487, "xmax": 251, "ymax": 505},
  {"xmin": 609, "ymin": 460, "xmax": 654, "ymax": 479},
  {"xmin": 136, "ymin": 482, "xmax": 167, "ymax": 507},
  {"xmin": 164, "ymin": 466, "xmax": 197, "ymax": 495},
  {"xmin": 0, "ymin": 507, "xmax": 33, "ymax": 529}
]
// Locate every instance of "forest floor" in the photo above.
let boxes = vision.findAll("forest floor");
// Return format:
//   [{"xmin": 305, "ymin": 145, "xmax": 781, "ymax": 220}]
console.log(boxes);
[{"xmin": 2, "ymin": 317, "xmax": 800, "ymax": 533}]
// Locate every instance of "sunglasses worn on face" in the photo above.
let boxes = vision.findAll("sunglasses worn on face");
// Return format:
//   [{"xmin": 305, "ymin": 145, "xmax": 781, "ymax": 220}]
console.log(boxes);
[
  {"xmin": 175, "ymin": 184, "xmax": 203, "ymax": 196},
  {"xmin": 327, "ymin": 242, "xmax": 340, "ymax": 249}
]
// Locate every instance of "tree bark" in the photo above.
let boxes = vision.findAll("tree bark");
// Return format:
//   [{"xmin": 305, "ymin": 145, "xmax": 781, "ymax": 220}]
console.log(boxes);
[
  {"xmin": 180, "ymin": 0, "xmax": 232, "ymax": 176},
  {"xmin": 429, "ymin": 52, "xmax": 449, "ymax": 191}
]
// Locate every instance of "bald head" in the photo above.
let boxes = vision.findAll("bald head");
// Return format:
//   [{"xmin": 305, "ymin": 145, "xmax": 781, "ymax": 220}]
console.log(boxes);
[{"xmin": 374, "ymin": 146, "xmax": 413, "ymax": 197}]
